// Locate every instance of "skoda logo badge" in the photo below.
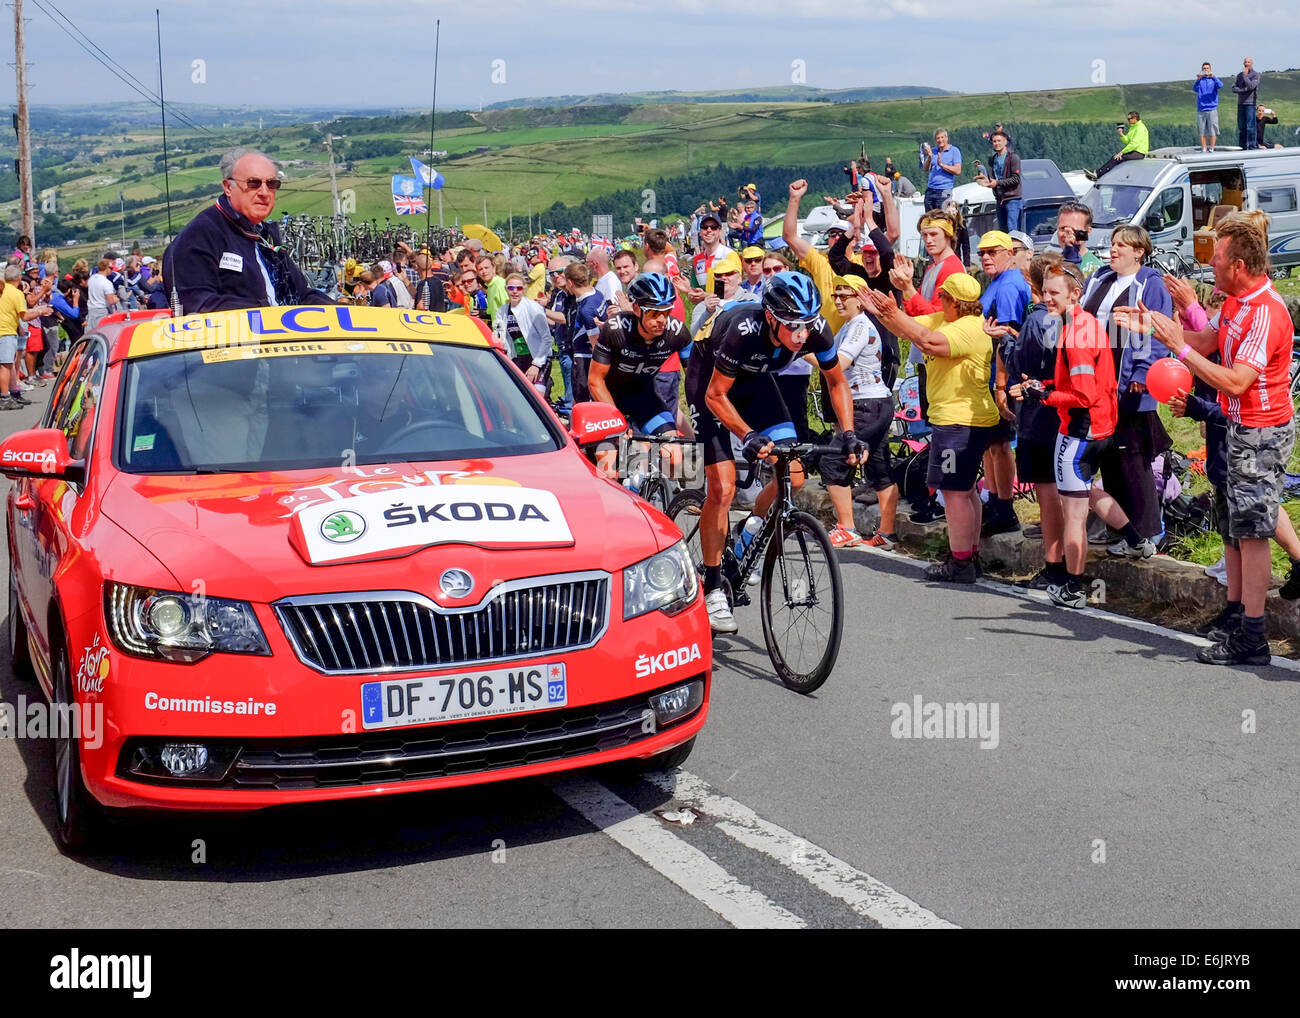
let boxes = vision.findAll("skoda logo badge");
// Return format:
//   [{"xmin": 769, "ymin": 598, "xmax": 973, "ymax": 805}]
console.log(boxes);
[
  {"xmin": 440, "ymin": 569, "xmax": 474, "ymax": 598},
  {"xmin": 320, "ymin": 510, "xmax": 366, "ymax": 544}
]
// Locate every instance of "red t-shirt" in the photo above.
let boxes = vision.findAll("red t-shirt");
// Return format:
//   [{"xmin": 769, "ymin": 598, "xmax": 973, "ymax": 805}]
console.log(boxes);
[
  {"xmin": 1045, "ymin": 308, "xmax": 1117, "ymax": 440},
  {"xmin": 1217, "ymin": 280, "xmax": 1294, "ymax": 427},
  {"xmin": 903, "ymin": 253, "xmax": 964, "ymax": 316}
]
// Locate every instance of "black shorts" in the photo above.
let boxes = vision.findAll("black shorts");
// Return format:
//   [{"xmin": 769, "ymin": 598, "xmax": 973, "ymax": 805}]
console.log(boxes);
[
  {"xmin": 687, "ymin": 371, "xmax": 795, "ymax": 467},
  {"xmin": 612, "ymin": 385, "xmax": 677, "ymax": 436},
  {"xmin": 821, "ymin": 397, "xmax": 894, "ymax": 489},
  {"xmin": 926, "ymin": 423, "xmax": 997, "ymax": 491},
  {"xmin": 989, "ymin": 417, "xmax": 1015, "ymax": 443},
  {"xmin": 1015, "ymin": 435, "xmax": 1057, "ymax": 485}
]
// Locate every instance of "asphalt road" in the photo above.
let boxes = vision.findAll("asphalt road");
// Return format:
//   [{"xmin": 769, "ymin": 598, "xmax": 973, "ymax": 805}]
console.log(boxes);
[{"xmin": 2, "ymin": 381, "xmax": 1298, "ymax": 929}]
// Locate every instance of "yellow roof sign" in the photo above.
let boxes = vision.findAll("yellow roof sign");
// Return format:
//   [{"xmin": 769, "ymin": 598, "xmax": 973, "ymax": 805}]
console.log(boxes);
[{"xmin": 125, "ymin": 305, "xmax": 489, "ymax": 359}]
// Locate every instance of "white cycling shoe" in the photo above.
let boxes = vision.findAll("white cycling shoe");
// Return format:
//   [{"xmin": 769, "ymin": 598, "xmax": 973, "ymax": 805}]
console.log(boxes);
[{"xmin": 705, "ymin": 589, "xmax": 738, "ymax": 634}]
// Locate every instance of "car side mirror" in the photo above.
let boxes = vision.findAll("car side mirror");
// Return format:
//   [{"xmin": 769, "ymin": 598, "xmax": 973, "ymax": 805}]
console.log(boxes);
[
  {"xmin": 0, "ymin": 428, "xmax": 86, "ymax": 484},
  {"xmin": 1143, "ymin": 214, "xmax": 1165, "ymax": 234},
  {"xmin": 569, "ymin": 403, "xmax": 628, "ymax": 445}
]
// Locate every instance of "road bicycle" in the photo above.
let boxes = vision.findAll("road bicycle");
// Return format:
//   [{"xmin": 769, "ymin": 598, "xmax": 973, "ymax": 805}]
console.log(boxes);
[
  {"xmin": 619, "ymin": 431, "xmax": 695, "ymax": 514},
  {"xmin": 667, "ymin": 442, "xmax": 844, "ymax": 693},
  {"xmin": 1151, "ymin": 244, "xmax": 1208, "ymax": 281}
]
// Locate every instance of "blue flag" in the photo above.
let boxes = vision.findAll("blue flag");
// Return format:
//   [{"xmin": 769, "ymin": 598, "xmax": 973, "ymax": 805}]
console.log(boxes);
[
  {"xmin": 410, "ymin": 156, "xmax": 445, "ymax": 190},
  {"xmin": 391, "ymin": 174, "xmax": 427, "ymax": 215}
]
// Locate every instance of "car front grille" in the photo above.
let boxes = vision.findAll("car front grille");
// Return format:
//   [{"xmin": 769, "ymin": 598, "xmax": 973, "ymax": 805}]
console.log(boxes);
[
  {"xmin": 116, "ymin": 679, "xmax": 705, "ymax": 791},
  {"xmin": 273, "ymin": 571, "xmax": 610, "ymax": 675}
]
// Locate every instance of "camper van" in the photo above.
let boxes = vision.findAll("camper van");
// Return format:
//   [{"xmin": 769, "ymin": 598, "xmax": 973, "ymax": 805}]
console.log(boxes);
[
  {"xmin": 1083, "ymin": 147, "xmax": 1300, "ymax": 277},
  {"xmin": 893, "ymin": 158, "xmax": 1077, "ymax": 258}
]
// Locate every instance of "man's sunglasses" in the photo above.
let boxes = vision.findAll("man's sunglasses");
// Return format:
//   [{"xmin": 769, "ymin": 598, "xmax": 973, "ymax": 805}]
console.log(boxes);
[
  {"xmin": 700, "ymin": 224, "xmax": 720, "ymax": 231},
  {"xmin": 743, "ymin": 257, "xmax": 763, "ymax": 263},
  {"xmin": 229, "ymin": 177, "xmax": 282, "ymax": 192},
  {"xmin": 506, "ymin": 285, "xmax": 525, "ymax": 292}
]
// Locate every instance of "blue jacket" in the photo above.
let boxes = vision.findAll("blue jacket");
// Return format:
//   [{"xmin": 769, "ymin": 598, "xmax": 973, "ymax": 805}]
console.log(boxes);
[
  {"xmin": 1194, "ymin": 76, "xmax": 1222, "ymax": 111},
  {"xmin": 1079, "ymin": 264, "xmax": 1173, "ymax": 413}
]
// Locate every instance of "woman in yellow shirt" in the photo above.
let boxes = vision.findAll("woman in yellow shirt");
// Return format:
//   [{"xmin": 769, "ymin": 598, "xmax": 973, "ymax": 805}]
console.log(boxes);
[{"xmin": 865, "ymin": 273, "xmax": 998, "ymax": 583}]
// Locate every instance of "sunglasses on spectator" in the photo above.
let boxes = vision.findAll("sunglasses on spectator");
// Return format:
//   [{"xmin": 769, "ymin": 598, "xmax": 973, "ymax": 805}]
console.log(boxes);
[
  {"xmin": 743, "ymin": 257, "xmax": 762, "ymax": 263},
  {"xmin": 700, "ymin": 224, "xmax": 720, "ymax": 231},
  {"xmin": 761, "ymin": 266, "xmax": 782, "ymax": 275},
  {"xmin": 229, "ymin": 177, "xmax": 282, "ymax": 192},
  {"xmin": 506, "ymin": 285, "xmax": 524, "ymax": 292}
]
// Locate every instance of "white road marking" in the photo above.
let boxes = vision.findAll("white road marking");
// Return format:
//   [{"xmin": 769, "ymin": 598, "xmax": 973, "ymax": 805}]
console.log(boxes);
[
  {"xmin": 855, "ymin": 544, "xmax": 1300, "ymax": 674},
  {"xmin": 552, "ymin": 776, "xmax": 805, "ymax": 929},
  {"xmin": 646, "ymin": 769, "xmax": 959, "ymax": 929}
]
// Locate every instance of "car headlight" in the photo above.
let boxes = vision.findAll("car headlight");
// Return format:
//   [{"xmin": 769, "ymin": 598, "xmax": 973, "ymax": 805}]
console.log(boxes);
[
  {"xmin": 624, "ymin": 541, "xmax": 697, "ymax": 620},
  {"xmin": 104, "ymin": 583, "xmax": 271, "ymax": 663}
]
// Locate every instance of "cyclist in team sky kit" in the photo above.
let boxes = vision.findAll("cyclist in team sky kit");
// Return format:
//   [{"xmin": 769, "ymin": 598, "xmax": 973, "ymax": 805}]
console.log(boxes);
[
  {"xmin": 686, "ymin": 272, "xmax": 862, "ymax": 633},
  {"xmin": 588, "ymin": 273, "xmax": 692, "ymax": 479}
]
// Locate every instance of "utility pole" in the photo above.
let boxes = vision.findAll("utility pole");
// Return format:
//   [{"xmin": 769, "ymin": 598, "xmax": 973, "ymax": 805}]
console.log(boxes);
[
  {"xmin": 119, "ymin": 190, "xmax": 126, "ymax": 253},
  {"xmin": 437, "ymin": 191, "xmax": 443, "ymax": 227},
  {"xmin": 482, "ymin": 197, "xmax": 487, "ymax": 227},
  {"xmin": 324, "ymin": 134, "xmax": 340, "ymax": 215},
  {"xmin": 13, "ymin": 0, "xmax": 35, "ymax": 247}
]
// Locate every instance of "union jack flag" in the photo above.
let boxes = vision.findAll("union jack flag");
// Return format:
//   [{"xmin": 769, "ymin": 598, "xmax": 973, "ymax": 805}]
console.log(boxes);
[
  {"xmin": 590, "ymin": 234, "xmax": 614, "ymax": 254},
  {"xmin": 393, "ymin": 193, "xmax": 428, "ymax": 216}
]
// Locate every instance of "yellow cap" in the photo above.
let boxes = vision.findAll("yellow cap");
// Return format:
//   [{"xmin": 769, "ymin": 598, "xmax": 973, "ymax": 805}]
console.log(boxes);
[
  {"xmin": 711, "ymin": 251, "xmax": 742, "ymax": 276},
  {"xmin": 939, "ymin": 273, "xmax": 982, "ymax": 302},
  {"xmin": 976, "ymin": 230, "xmax": 1014, "ymax": 251},
  {"xmin": 741, "ymin": 246, "xmax": 765, "ymax": 260},
  {"xmin": 831, "ymin": 275, "xmax": 858, "ymax": 293}
]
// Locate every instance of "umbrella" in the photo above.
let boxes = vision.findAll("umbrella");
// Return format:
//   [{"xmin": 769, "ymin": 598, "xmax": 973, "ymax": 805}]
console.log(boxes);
[{"xmin": 462, "ymin": 224, "xmax": 503, "ymax": 253}]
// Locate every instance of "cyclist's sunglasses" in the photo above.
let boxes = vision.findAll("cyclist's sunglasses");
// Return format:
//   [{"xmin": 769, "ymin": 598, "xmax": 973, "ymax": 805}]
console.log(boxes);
[
  {"xmin": 768, "ymin": 311, "xmax": 816, "ymax": 330},
  {"xmin": 229, "ymin": 176, "xmax": 282, "ymax": 192},
  {"xmin": 637, "ymin": 306, "xmax": 673, "ymax": 318}
]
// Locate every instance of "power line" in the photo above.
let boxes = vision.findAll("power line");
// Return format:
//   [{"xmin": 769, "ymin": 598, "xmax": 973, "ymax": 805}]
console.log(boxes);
[{"xmin": 27, "ymin": 0, "xmax": 219, "ymax": 138}]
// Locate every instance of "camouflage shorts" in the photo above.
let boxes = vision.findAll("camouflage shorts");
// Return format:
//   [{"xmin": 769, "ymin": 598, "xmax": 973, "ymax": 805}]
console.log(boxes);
[{"xmin": 1225, "ymin": 420, "xmax": 1295, "ymax": 540}]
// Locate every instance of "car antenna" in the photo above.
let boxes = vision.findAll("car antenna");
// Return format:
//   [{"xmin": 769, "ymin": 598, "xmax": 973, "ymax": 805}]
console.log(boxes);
[{"xmin": 156, "ymin": 9, "xmax": 181, "ymax": 316}]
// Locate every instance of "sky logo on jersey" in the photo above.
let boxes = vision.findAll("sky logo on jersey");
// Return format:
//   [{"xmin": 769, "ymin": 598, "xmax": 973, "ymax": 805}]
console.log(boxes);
[{"xmin": 737, "ymin": 318, "xmax": 760, "ymax": 335}]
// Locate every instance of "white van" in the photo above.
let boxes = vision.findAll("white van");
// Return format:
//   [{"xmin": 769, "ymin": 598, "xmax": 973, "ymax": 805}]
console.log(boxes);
[{"xmin": 1083, "ymin": 146, "xmax": 1300, "ymax": 277}]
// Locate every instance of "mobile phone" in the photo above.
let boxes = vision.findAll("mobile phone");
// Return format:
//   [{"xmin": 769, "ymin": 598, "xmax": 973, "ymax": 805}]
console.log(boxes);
[{"xmin": 713, "ymin": 279, "xmax": 725, "ymax": 298}]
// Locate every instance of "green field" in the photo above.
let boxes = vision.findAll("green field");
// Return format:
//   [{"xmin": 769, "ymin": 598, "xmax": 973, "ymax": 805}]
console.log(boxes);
[{"xmin": 9, "ymin": 71, "xmax": 1300, "ymax": 251}]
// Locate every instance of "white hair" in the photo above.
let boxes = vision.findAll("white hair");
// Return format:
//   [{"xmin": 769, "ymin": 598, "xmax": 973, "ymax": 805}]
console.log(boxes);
[{"xmin": 219, "ymin": 147, "xmax": 282, "ymax": 181}]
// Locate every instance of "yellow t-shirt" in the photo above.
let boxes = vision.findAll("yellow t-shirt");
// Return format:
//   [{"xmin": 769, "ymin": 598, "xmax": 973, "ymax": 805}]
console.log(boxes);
[
  {"xmin": 0, "ymin": 285, "xmax": 27, "ymax": 337},
  {"xmin": 799, "ymin": 247, "xmax": 856, "ymax": 334},
  {"xmin": 915, "ymin": 312, "xmax": 999, "ymax": 427},
  {"xmin": 524, "ymin": 264, "xmax": 546, "ymax": 301}
]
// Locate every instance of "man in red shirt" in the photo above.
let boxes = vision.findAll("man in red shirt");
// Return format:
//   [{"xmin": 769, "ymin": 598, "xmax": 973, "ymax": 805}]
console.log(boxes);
[{"xmin": 1128, "ymin": 211, "xmax": 1293, "ymax": 665}]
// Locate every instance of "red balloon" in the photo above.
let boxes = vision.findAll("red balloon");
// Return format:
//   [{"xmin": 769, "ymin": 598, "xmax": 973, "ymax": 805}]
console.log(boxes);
[{"xmin": 1145, "ymin": 357, "xmax": 1193, "ymax": 404}]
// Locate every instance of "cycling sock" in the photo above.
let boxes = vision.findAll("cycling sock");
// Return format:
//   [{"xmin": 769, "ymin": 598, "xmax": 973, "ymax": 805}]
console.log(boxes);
[
  {"xmin": 1121, "ymin": 523, "xmax": 1143, "ymax": 546},
  {"xmin": 1225, "ymin": 599, "xmax": 1242, "ymax": 615},
  {"xmin": 1241, "ymin": 614, "xmax": 1265, "ymax": 643},
  {"xmin": 703, "ymin": 564, "xmax": 722, "ymax": 594},
  {"xmin": 1067, "ymin": 570, "xmax": 1085, "ymax": 593},
  {"xmin": 953, "ymin": 549, "xmax": 973, "ymax": 562},
  {"xmin": 1047, "ymin": 559, "xmax": 1066, "ymax": 580}
]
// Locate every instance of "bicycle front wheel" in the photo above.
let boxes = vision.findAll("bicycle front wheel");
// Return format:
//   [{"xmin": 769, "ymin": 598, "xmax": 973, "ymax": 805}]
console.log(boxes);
[
  {"xmin": 667, "ymin": 488, "xmax": 706, "ymax": 575},
  {"xmin": 760, "ymin": 510, "xmax": 843, "ymax": 694}
]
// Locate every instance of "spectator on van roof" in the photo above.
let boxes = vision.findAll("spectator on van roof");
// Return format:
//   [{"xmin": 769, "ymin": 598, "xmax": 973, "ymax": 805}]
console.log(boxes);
[
  {"xmin": 1087, "ymin": 112, "xmax": 1149, "ymax": 181},
  {"xmin": 1233, "ymin": 57, "xmax": 1261, "ymax": 151},
  {"xmin": 1194, "ymin": 62, "xmax": 1223, "ymax": 153}
]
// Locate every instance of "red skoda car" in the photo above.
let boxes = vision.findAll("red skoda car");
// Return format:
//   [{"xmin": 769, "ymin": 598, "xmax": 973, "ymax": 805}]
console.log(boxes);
[{"xmin": 3, "ymin": 306, "xmax": 709, "ymax": 851}]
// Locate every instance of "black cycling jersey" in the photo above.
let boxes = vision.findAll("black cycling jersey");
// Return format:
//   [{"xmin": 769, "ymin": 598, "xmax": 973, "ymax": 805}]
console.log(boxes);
[
  {"xmin": 592, "ymin": 312, "xmax": 691, "ymax": 389},
  {"xmin": 684, "ymin": 302, "xmax": 839, "ymax": 466},
  {"xmin": 689, "ymin": 302, "xmax": 837, "ymax": 385}
]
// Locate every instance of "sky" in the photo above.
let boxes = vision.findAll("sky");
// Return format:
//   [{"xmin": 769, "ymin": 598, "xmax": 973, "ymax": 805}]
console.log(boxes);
[{"xmin": 7, "ymin": 0, "xmax": 1300, "ymax": 110}]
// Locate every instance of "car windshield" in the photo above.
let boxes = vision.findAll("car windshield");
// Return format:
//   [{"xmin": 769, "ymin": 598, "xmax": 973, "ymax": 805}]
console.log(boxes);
[
  {"xmin": 1084, "ymin": 184, "xmax": 1152, "ymax": 228},
  {"xmin": 117, "ymin": 343, "xmax": 561, "ymax": 473},
  {"xmin": 1025, "ymin": 206, "xmax": 1062, "ymax": 238}
]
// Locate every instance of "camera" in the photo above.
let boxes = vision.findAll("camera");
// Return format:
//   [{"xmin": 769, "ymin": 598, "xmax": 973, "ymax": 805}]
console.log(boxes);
[{"xmin": 1073, "ymin": 229, "xmax": 1090, "ymax": 243}]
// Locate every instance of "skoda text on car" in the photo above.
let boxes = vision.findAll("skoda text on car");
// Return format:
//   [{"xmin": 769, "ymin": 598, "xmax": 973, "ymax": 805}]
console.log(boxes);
[{"xmin": 3, "ymin": 305, "xmax": 710, "ymax": 850}]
